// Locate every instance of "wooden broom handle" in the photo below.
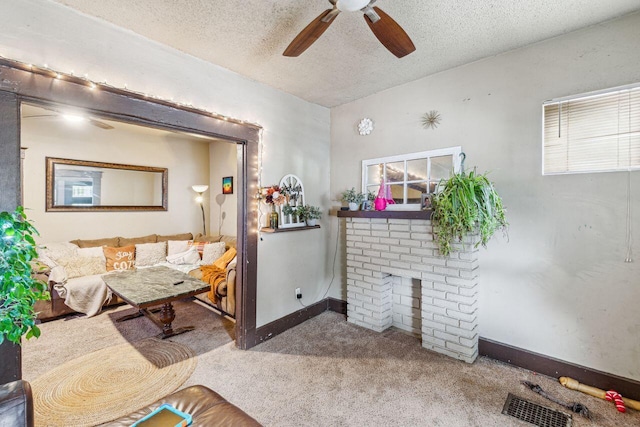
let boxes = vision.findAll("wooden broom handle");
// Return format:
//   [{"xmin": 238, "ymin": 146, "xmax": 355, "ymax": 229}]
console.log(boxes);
[{"xmin": 559, "ymin": 377, "xmax": 640, "ymax": 411}]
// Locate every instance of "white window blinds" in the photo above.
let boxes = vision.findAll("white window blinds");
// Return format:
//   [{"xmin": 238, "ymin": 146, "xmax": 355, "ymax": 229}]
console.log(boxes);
[{"xmin": 543, "ymin": 86, "xmax": 640, "ymax": 175}]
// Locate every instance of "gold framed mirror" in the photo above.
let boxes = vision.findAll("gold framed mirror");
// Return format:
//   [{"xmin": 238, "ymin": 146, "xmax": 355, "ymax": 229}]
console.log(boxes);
[{"xmin": 46, "ymin": 157, "xmax": 168, "ymax": 212}]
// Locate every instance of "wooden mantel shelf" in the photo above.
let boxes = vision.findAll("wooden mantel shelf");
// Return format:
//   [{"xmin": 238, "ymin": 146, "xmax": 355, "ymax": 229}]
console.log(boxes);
[
  {"xmin": 336, "ymin": 209, "xmax": 433, "ymax": 220},
  {"xmin": 260, "ymin": 225, "xmax": 321, "ymax": 233}
]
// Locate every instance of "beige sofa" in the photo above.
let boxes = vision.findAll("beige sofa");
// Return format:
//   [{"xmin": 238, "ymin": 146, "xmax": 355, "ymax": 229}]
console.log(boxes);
[{"xmin": 33, "ymin": 233, "xmax": 237, "ymax": 321}]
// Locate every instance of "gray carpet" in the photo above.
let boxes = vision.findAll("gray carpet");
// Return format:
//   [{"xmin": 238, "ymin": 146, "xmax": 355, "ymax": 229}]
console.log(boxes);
[{"xmin": 23, "ymin": 301, "xmax": 640, "ymax": 426}]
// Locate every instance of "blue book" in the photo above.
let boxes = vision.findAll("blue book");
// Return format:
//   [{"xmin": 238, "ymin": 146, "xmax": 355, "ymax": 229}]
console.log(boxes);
[{"xmin": 132, "ymin": 403, "xmax": 192, "ymax": 427}]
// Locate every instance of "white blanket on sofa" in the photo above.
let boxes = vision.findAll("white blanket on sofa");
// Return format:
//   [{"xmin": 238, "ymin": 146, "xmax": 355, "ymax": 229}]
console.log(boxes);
[{"xmin": 54, "ymin": 274, "xmax": 112, "ymax": 318}]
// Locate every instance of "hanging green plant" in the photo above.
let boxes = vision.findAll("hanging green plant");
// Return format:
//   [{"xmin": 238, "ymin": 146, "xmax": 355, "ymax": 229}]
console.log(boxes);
[
  {"xmin": 0, "ymin": 207, "xmax": 49, "ymax": 344},
  {"xmin": 430, "ymin": 169, "xmax": 507, "ymax": 256}
]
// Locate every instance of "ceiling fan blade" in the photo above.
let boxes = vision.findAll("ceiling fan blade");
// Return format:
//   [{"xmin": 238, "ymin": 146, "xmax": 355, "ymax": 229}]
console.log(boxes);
[
  {"xmin": 364, "ymin": 6, "xmax": 415, "ymax": 58},
  {"xmin": 283, "ymin": 9, "xmax": 340, "ymax": 57},
  {"xmin": 88, "ymin": 118, "xmax": 114, "ymax": 130}
]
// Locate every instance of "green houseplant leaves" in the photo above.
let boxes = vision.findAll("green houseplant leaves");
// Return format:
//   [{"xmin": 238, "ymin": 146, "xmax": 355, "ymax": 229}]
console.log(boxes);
[
  {"xmin": 430, "ymin": 169, "xmax": 507, "ymax": 256},
  {"xmin": 0, "ymin": 207, "xmax": 49, "ymax": 344}
]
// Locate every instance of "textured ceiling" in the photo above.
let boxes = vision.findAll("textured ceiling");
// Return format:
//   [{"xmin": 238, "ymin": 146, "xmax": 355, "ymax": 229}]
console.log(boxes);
[{"xmin": 53, "ymin": 0, "xmax": 640, "ymax": 107}]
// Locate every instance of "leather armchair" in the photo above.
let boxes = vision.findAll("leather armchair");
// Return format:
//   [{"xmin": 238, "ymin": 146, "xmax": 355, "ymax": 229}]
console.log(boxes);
[
  {"xmin": 103, "ymin": 385, "xmax": 261, "ymax": 426},
  {"xmin": 0, "ymin": 381, "xmax": 260, "ymax": 427},
  {"xmin": 0, "ymin": 380, "xmax": 33, "ymax": 427}
]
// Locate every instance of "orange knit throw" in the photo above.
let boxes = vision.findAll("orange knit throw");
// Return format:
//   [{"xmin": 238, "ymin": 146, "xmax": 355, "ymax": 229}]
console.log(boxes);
[{"xmin": 200, "ymin": 247, "xmax": 237, "ymax": 304}]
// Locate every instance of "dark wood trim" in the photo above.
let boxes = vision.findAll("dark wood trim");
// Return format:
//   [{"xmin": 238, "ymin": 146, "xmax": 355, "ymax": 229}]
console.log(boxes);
[
  {"xmin": 336, "ymin": 209, "xmax": 432, "ymax": 220},
  {"xmin": 327, "ymin": 297, "xmax": 347, "ymax": 314},
  {"xmin": 254, "ymin": 299, "xmax": 330, "ymax": 345},
  {"xmin": 0, "ymin": 91, "xmax": 22, "ymax": 383},
  {"xmin": 0, "ymin": 60, "xmax": 260, "ymax": 363},
  {"xmin": 479, "ymin": 338, "xmax": 640, "ymax": 401},
  {"xmin": 260, "ymin": 225, "xmax": 321, "ymax": 233}
]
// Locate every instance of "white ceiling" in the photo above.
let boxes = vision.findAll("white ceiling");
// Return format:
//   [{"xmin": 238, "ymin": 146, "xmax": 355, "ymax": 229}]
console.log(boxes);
[{"xmin": 53, "ymin": 0, "xmax": 640, "ymax": 108}]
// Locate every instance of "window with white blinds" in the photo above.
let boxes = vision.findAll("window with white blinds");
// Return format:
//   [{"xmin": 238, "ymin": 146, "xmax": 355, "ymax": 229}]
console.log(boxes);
[{"xmin": 543, "ymin": 85, "xmax": 640, "ymax": 175}]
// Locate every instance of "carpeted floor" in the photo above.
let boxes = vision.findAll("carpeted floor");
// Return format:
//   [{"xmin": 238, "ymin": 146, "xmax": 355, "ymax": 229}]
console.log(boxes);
[{"xmin": 23, "ymin": 301, "xmax": 640, "ymax": 426}]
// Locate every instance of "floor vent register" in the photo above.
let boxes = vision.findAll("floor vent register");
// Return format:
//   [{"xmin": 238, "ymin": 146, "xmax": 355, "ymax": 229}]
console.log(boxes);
[{"xmin": 502, "ymin": 393, "xmax": 572, "ymax": 427}]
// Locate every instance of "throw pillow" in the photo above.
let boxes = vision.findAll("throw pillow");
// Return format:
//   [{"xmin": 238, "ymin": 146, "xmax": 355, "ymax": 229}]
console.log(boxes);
[
  {"xmin": 77, "ymin": 246, "xmax": 106, "ymax": 262},
  {"xmin": 167, "ymin": 240, "xmax": 192, "ymax": 256},
  {"xmin": 136, "ymin": 241, "xmax": 167, "ymax": 267},
  {"xmin": 70, "ymin": 237, "xmax": 119, "ymax": 248},
  {"xmin": 157, "ymin": 233, "xmax": 193, "ymax": 242},
  {"xmin": 103, "ymin": 245, "xmax": 136, "ymax": 272},
  {"xmin": 187, "ymin": 241, "xmax": 206, "ymax": 258},
  {"xmin": 119, "ymin": 234, "xmax": 157, "ymax": 247},
  {"xmin": 201, "ymin": 242, "xmax": 226, "ymax": 265},
  {"xmin": 56, "ymin": 256, "xmax": 107, "ymax": 279},
  {"xmin": 166, "ymin": 247, "xmax": 201, "ymax": 265},
  {"xmin": 37, "ymin": 242, "xmax": 79, "ymax": 267},
  {"xmin": 193, "ymin": 233, "xmax": 222, "ymax": 243},
  {"xmin": 220, "ymin": 235, "xmax": 237, "ymax": 250}
]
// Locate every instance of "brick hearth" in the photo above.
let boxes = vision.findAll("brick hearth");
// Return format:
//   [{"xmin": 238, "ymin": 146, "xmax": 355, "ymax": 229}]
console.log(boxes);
[{"xmin": 340, "ymin": 213, "xmax": 480, "ymax": 363}]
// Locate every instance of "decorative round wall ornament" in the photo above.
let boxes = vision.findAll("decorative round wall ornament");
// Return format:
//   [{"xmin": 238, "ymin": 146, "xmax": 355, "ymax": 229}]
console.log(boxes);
[{"xmin": 357, "ymin": 118, "xmax": 374, "ymax": 136}]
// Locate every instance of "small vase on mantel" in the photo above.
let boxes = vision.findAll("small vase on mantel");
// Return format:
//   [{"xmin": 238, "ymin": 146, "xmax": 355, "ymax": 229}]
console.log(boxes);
[{"xmin": 269, "ymin": 205, "xmax": 279, "ymax": 229}]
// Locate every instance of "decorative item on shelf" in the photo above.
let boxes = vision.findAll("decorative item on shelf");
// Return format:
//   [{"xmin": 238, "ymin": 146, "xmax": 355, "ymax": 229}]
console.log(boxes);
[
  {"xmin": 357, "ymin": 118, "xmax": 374, "ymax": 136},
  {"xmin": 192, "ymin": 184, "xmax": 209, "ymax": 235},
  {"xmin": 341, "ymin": 187, "xmax": 364, "ymax": 211},
  {"xmin": 374, "ymin": 180, "xmax": 387, "ymax": 211},
  {"xmin": 420, "ymin": 193, "xmax": 431, "ymax": 210},
  {"xmin": 430, "ymin": 154, "xmax": 507, "ymax": 256},
  {"xmin": 298, "ymin": 205, "xmax": 322, "ymax": 226},
  {"xmin": 422, "ymin": 110, "xmax": 441, "ymax": 129},
  {"xmin": 385, "ymin": 183, "xmax": 396, "ymax": 205},
  {"xmin": 270, "ymin": 205, "xmax": 279, "ymax": 230},
  {"xmin": 279, "ymin": 174, "xmax": 306, "ymax": 229},
  {"xmin": 362, "ymin": 190, "xmax": 376, "ymax": 211},
  {"xmin": 260, "ymin": 184, "xmax": 285, "ymax": 229}
]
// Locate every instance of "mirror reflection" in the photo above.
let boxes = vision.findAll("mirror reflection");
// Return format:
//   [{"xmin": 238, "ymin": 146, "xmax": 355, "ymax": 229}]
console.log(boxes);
[{"xmin": 46, "ymin": 157, "xmax": 167, "ymax": 211}]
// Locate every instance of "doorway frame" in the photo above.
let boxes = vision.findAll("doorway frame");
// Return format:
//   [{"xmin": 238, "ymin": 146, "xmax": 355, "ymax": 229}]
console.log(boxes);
[{"xmin": 0, "ymin": 59, "xmax": 259, "ymax": 382}]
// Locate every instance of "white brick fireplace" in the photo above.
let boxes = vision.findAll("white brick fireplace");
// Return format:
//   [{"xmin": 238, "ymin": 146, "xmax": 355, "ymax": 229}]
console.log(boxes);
[{"xmin": 339, "ymin": 212, "xmax": 480, "ymax": 363}]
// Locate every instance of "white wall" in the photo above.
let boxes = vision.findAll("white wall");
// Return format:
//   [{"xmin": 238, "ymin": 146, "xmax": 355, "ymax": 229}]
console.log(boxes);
[
  {"xmin": 209, "ymin": 141, "xmax": 238, "ymax": 237},
  {"xmin": 1, "ymin": 0, "xmax": 331, "ymax": 327},
  {"xmin": 331, "ymin": 12, "xmax": 640, "ymax": 380},
  {"xmin": 21, "ymin": 112, "xmax": 210, "ymax": 242}
]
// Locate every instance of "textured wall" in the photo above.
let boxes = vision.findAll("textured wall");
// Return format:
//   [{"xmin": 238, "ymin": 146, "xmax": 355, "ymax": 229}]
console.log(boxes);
[
  {"xmin": 0, "ymin": 0, "xmax": 331, "ymax": 327},
  {"xmin": 21, "ymin": 115, "xmax": 210, "ymax": 242},
  {"xmin": 331, "ymin": 13, "xmax": 640, "ymax": 379},
  {"xmin": 208, "ymin": 141, "xmax": 238, "ymax": 237}
]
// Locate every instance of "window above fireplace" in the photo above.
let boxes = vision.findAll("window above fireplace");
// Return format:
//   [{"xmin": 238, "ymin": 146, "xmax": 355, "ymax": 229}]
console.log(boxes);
[{"xmin": 361, "ymin": 146, "xmax": 462, "ymax": 207}]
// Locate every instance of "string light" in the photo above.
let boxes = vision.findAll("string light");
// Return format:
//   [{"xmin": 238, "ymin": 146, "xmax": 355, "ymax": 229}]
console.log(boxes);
[{"xmin": 0, "ymin": 55, "xmax": 267, "ymax": 240}]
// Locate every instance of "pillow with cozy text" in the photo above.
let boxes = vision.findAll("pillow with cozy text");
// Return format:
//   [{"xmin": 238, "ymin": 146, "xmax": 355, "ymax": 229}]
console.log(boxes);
[{"xmin": 104, "ymin": 245, "xmax": 136, "ymax": 272}]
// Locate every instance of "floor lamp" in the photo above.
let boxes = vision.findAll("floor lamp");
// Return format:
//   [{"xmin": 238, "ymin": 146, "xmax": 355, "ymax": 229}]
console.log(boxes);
[{"xmin": 192, "ymin": 185, "xmax": 209, "ymax": 236}]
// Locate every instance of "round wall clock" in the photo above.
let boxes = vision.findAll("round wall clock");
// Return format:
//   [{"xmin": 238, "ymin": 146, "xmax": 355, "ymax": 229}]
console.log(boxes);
[{"xmin": 357, "ymin": 118, "xmax": 374, "ymax": 136}]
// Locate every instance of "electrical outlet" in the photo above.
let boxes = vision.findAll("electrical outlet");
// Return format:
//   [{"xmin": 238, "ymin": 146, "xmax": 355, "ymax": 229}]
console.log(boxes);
[{"xmin": 295, "ymin": 288, "xmax": 302, "ymax": 299}]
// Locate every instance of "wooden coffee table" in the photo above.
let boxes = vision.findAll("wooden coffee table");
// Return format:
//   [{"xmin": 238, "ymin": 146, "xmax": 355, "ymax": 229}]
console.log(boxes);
[{"xmin": 103, "ymin": 265, "xmax": 209, "ymax": 339}]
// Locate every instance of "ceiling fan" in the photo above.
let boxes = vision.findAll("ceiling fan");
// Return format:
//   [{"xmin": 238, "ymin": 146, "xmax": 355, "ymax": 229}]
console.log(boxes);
[{"xmin": 283, "ymin": 0, "xmax": 415, "ymax": 58}]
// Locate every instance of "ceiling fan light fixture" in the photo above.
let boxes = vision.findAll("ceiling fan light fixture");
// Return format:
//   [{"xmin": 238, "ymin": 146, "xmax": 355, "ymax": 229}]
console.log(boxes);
[{"xmin": 336, "ymin": 0, "xmax": 369, "ymax": 12}]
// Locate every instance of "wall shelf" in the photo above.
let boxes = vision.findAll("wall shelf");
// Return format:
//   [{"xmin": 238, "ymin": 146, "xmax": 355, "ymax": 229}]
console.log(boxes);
[
  {"xmin": 260, "ymin": 225, "xmax": 321, "ymax": 233},
  {"xmin": 336, "ymin": 209, "xmax": 432, "ymax": 220}
]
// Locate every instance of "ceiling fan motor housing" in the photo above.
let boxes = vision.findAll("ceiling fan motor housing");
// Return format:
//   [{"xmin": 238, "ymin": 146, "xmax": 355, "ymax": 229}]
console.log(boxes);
[{"xmin": 336, "ymin": 0, "xmax": 370, "ymax": 12}]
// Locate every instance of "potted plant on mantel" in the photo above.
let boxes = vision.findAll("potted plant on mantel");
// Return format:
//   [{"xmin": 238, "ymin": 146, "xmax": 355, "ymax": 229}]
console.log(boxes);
[
  {"xmin": 341, "ymin": 188, "xmax": 364, "ymax": 211},
  {"xmin": 0, "ymin": 207, "xmax": 49, "ymax": 345},
  {"xmin": 430, "ymin": 168, "xmax": 507, "ymax": 256}
]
